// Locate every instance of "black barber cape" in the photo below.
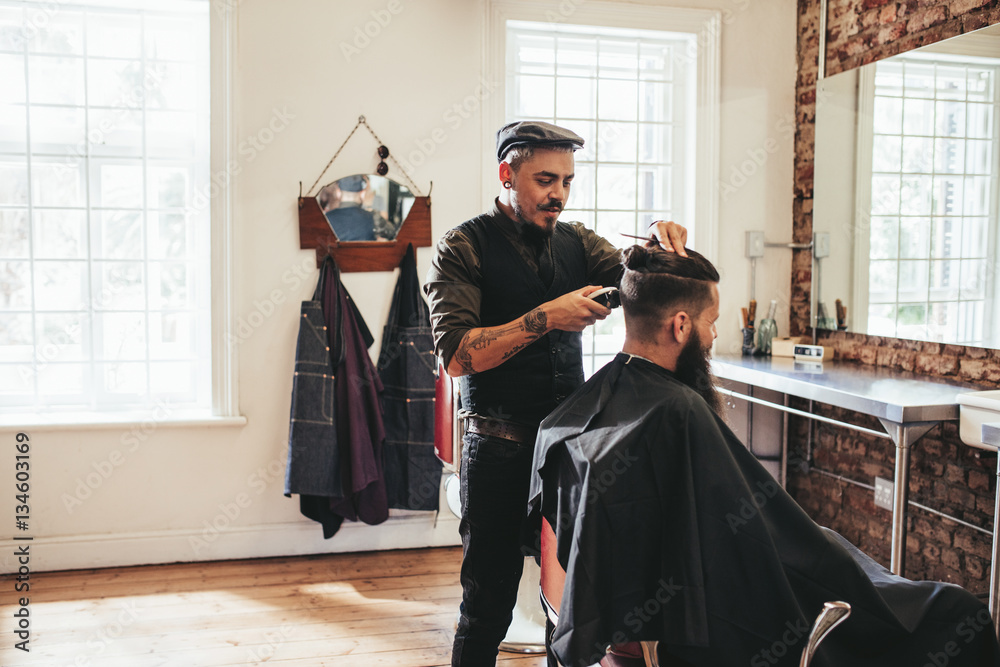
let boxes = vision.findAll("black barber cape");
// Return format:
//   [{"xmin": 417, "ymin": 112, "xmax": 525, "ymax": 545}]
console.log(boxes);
[{"xmin": 528, "ymin": 353, "xmax": 999, "ymax": 667}]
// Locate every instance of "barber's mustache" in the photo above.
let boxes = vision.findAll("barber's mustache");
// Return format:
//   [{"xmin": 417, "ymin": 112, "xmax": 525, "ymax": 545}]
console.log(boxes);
[{"xmin": 537, "ymin": 201, "xmax": 562, "ymax": 212}]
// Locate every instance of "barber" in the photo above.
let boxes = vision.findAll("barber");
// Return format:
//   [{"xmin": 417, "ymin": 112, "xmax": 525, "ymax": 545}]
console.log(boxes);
[{"xmin": 423, "ymin": 120, "xmax": 688, "ymax": 666}]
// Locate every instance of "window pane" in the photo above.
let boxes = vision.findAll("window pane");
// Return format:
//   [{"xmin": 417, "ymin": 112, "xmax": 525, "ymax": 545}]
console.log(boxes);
[
  {"xmin": 964, "ymin": 176, "xmax": 990, "ymax": 216},
  {"xmin": 92, "ymin": 262, "xmax": 145, "ymax": 311},
  {"xmin": 0, "ymin": 6, "xmax": 24, "ymax": 51},
  {"xmin": 902, "ymin": 98, "xmax": 934, "ymax": 135},
  {"xmin": 34, "ymin": 260, "xmax": 86, "ymax": 311},
  {"xmin": 873, "ymin": 96, "xmax": 902, "ymax": 135},
  {"xmin": 37, "ymin": 363, "xmax": 85, "ymax": 396},
  {"xmin": 967, "ymin": 103, "xmax": 993, "ymax": 139},
  {"xmin": 556, "ymin": 77, "xmax": 595, "ymax": 119},
  {"xmin": 598, "ymin": 39, "xmax": 636, "ymax": 79},
  {"xmin": 0, "ymin": 103, "xmax": 27, "ymax": 152},
  {"xmin": 930, "ymin": 217, "xmax": 958, "ymax": 259},
  {"xmin": 638, "ymin": 166, "xmax": 669, "ymax": 211},
  {"xmin": 638, "ymin": 80, "xmax": 669, "ymax": 122},
  {"xmin": 596, "ymin": 164, "xmax": 636, "ymax": 209},
  {"xmin": 93, "ymin": 209, "xmax": 143, "ymax": 260},
  {"xmin": 935, "ymin": 100, "xmax": 965, "ymax": 138},
  {"xmin": 961, "ymin": 217, "xmax": 987, "ymax": 258},
  {"xmin": 28, "ymin": 105, "xmax": 85, "ymax": 151},
  {"xmin": 638, "ymin": 123, "xmax": 670, "ymax": 163},
  {"xmin": 95, "ymin": 312, "xmax": 145, "ymax": 361},
  {"xmin": 965, "ymin": 139, "xmax": 991, "ymax": 174},
  {"xmin": 593, "ymin": 210, "xmax": 636, "ymax": 245},
  {"xmin": 91, "ymin": 162, "xmax": 143, "ymax": 209},
  {"xmin": 900, "ymin": 176, "xmax": 931, "ymax": 215},
  {"xmin": 150, "ymin": 312, "xmax": 195, "ymax": 360},
  {"xmin": 869, "ymin": 261, "xmax": 897, "ymax": 302},
  {"xmin": 870, "ymin": 175, "xmax": 899, "ymax": 214},
  {"xmin": 513, "ymin": 75, "xmax": 554, "ymax": 117},
  {"xmin": 36, "ymin": 312, "xmax": 88, "ymax": 362},
  {"xmin": 898, "ymin": 260, "xmax": 928, "ymax": 301},
  {"xmin": 28, "ymin": 54, "xmax": 84, "ymax": 105},
  {"xmin": 929, "ymin": 259, "xmax": 959, "ymax": 300},
  {"xmin": 872, "ymin": 135, "xmax": 901, "ymax": 172},
  {"xmin": 0, "ymin": 159, "xmax": 29, "ymax": 205},
  {"xmin": 598, "ymin": 79, "xmax": 637, "ymax": 120},
  {"xmin": 0, "ymin": 261, "xmax": 32, "ymax": 310},
  {"xmin": 936, "ymin": 65, "xmax": 967, "ymax": 100},
  {"xmin": 33, "ymin": 209, "xmax": 86, "ymax": 259},
  {"xmin": 31, "ymin": 159, "xmax": 84, "ymax": 207},
  {"xmin": 98, "ymin": 361, "xmax": 147, "ymax": 396},
  {"xmin": 0, "ymin": 209, "xmax": 29, "ymax": 258},
  {"xmin": 598, "ymin": 121, "xmax": 637, "ymax": 162},
  {"xmin": 149, "ymin": 212, "xmax": 192, "ymax": 260},
  {"xmin": 147, "ymin": 110, "xmax": 199, "ymax": 159},
  {"xmin": 88, "ymin": 106, "xmax": 143, "ymax": 158},
  {"xmin": 150, "ymin": 360, "xmax": 194, "ymax": 394},
  {"xmin": 145, "ymin": 15, "xmax": 203, "ymax": 62},
  {"xmin": 0, "ymin": 54, "xmax": 26, "ymax": 104},
  {"xmin": 899, "ymin": 217, "xmax": 929, "ymax": 258},
  {"xmin": 0, "ymin": 314, "xmax": 33, "ymax": 362},
  {"xmin": 556, "ymin": 36, "xmax": 597, "ymax": 77},
  {"xmin": 567, "ymin": 163, "xmax": 595, "ymax": 209},
  {"xmin": 961, "ymin": 259, "xmax": 986, "ymax": 300},
  {"xmin": 931, "ymin": 176, "xmax": 961, "ymax": 216},
  {"xmin": 933, "ymin": 138, "xmax": 963, "ymax": 173},
  {"xmin": 27, "ymin": 9, "xmax": 84, "ymax": 55},
  {"xmin": 901, "ymin": 136, "xmax": 932, "ymax": 173},
  {"xmin": 151, "ymin": 261, "xmax": 193, "ymax": 309},
  {"xmin": 86, "ymin": 13, "xmax": 141, "ymax": 59},
  {"xmin": 870, "ymin": 217, "xmax": 898, "ymax": 259},
  {"xmin": 148, "ymin": 165, "xmax": 193, "ymax": 209}
]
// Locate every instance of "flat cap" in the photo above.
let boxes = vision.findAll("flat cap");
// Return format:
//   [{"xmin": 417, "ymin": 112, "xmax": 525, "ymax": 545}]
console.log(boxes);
[{"xmin": 496, "ymin": 120, "xmax": 584, "ymax": 162}]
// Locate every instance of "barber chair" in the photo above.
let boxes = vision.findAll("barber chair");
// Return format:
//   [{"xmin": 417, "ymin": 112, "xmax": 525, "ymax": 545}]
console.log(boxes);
[
  {"xmin": 437, "ymin": 362, "xmax": 548, "ymax": 654},
  {"xmin": 539, "ymin": 518, "xmax": 852, "ymax": 667}
]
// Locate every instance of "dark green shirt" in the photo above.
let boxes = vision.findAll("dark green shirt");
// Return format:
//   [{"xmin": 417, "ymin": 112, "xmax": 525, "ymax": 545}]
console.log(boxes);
[{"xmin": 423, "ymin": 199, "xmax": 623, "ymax": 369}]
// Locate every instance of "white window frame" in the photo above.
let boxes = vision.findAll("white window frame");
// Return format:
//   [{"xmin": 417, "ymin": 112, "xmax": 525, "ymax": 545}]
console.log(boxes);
[
  {"xmin": 0, "ymin": 0, "xmax": 241, "ymax": 428},
  {"xmin": 486, "ymin": 0, "xmax": 720, "ymax": 375}
]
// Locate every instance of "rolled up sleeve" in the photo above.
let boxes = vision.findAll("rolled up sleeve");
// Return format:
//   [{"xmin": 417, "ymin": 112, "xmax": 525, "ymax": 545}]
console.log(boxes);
[{"xmin": 423, "ymin": 229, "xmax": 481, "ymax": 369}]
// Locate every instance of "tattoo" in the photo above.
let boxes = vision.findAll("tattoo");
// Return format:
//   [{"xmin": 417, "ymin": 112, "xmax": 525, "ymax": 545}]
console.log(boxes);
[
  {"xmin": 454, "ymin": 322, "xmax": 526, "ymax": 374},
  {"xmin": 523, "ymin": 309, "xmax": 547, "ymax": 335},
  {"xmin": 501, "ymin": 342, "xmax": 530, "ymax": 361},
  {"xmin": 454, "ymin": 341, "xmax": 475, "ymax": 374}
]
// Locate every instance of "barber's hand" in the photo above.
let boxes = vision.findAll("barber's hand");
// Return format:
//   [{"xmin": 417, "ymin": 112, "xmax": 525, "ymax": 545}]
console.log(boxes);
[
  {"xmin": 541, "ymin": 286, "xmax": 611, "ymax": 332},
  {"xmin": 649, "ymin": 220, "xmax": 688, "ymax": 257}
]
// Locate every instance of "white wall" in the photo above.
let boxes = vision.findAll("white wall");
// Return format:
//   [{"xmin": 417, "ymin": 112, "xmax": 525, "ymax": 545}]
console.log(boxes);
[{"xmin": 0, "ymin": 0, "xmax": 796, "ymax": 573}]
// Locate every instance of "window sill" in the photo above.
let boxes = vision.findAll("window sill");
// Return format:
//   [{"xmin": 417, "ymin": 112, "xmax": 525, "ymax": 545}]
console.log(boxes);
[{"xmin": 0, "ymin": 410, "xmax": 248, "ymax": 432}]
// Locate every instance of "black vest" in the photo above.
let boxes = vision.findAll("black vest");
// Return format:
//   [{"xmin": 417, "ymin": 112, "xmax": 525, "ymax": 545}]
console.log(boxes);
[{"xmin": 459, "ymin": 214, "xmax": 588, "ymax": 425}]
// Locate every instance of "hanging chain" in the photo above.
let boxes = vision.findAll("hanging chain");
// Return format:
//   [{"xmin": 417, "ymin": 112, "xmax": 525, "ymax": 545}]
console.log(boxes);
[{"xmin": 305, "ymin": 115, "xmax": 425, "ymax": 198}]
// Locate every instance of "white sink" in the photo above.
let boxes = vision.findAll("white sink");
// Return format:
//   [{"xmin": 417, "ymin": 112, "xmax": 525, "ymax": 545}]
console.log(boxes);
[{"xmin": 958, "ymin": 390, "xmax": 1000, "ymax": 450}]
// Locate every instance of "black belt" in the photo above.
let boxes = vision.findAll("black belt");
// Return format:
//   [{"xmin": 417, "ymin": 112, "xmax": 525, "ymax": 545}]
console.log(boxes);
[{"xmin": 464, "ymin": 416, "xmax": 537, "ymax": 443}]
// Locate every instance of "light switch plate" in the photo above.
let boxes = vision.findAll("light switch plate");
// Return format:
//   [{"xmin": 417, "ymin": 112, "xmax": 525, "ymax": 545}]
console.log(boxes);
[
  {"xmin": 874, "ymin": 476, "xmax": 893, "ymax": 511},
  {"xmin": 813, "ymin": 232, "xmax": 830, "ymax": 258},
  {"xmin": 746, "ymin": 231, "xmax": 765, "ymax": 258}
]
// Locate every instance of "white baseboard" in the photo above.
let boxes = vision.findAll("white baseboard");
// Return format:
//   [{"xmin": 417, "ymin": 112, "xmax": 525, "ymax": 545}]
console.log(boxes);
[{"xmin": 0, "ymin": 512, "xmax": 461, "ymax": 574}]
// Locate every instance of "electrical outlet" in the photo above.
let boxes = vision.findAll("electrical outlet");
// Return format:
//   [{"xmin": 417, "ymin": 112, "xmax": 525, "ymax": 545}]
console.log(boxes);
[
  {"xmin": 874, "ymin": 477, "xmax": 893, "ymax": 511},
  {"xmin": 813, "ymin": 232, "xmax": 830, "ymax": 258},
  {"xmin": 746, "ymin": 231, "xmax": 765, "ymax": 258}
]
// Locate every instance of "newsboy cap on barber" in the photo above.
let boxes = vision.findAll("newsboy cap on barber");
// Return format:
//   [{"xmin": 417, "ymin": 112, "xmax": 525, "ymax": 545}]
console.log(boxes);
[{"xmin": 496, "ymin": 121, "xmax": 584, "ymax": 162}]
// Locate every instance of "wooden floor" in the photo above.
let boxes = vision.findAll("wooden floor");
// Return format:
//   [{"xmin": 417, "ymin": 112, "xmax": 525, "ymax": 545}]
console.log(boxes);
[{"xmin": 1, "ymin": 546, "xmax": 548, "ymax": 667}]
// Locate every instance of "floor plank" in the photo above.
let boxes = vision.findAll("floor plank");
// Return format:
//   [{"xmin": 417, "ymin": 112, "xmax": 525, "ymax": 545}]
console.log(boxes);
[{"xmin": 0, "ymin": 546, "xmax": 548, "ymax": 667}]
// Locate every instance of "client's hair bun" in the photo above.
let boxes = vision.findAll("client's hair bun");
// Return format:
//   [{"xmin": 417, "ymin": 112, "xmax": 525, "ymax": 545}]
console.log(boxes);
[{"xmin": 622, "ymin": 245, "xmax": 650, "ymax": 271}]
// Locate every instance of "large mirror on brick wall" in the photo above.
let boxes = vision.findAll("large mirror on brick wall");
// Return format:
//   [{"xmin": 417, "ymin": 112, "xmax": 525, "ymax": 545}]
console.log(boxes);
[{"xmin": 813, "ymin": 24, "xmax": 1000, "ymax": 347}]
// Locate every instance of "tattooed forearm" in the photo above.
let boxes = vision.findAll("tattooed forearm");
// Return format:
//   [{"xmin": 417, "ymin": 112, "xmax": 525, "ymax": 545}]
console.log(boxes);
[
  {"xmin": 451, "ymin": 312, "xmax": 548, "ymax": 374},
  {"xmin": 523, "ymin": 308, "xmax": 547, "ymax": 335}
]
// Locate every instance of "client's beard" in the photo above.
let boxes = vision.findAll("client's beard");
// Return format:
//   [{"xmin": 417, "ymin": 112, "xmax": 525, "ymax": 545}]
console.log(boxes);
[{"xmin": 675, "ymin": 328, "xmax": 723, "ymax": 415}]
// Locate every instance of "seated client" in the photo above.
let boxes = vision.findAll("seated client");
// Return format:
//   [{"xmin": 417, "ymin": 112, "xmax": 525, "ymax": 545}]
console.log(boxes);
[{"xmin": 528, "ymin": 244, "xmax": 1000, "ymax": 667}]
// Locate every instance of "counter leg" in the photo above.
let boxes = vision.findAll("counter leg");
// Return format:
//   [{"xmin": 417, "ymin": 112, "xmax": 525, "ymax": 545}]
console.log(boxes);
[
  {"xmin": 879, "ymin": 420, "xmax": 936, "ymax": 577},
  {"xmin": 991, "ymin": 455, "xmax": 1000, "ymax": 641}
]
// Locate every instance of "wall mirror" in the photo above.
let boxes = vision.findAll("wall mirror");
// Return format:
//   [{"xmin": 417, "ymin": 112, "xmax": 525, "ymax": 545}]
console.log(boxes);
[
  {"xmin": 298, "ymin": 173, "xmax": 431, "ymax": 272},
  {"xmin": 813, "ymin": 24, "xmax": 1000, "ymax": 347},
  {"xmin": 316, "ymin": 174, "xmax": 414, "ymax": 242}
]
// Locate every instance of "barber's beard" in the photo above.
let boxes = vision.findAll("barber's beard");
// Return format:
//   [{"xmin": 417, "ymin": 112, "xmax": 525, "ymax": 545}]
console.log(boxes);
[
  {"xmin": 675, "ymin": 328, "xmax": 723, "ymax": 415},
  {"xmin": 511, "ymin": 187, "xmax": 558, "ymax": 241}
]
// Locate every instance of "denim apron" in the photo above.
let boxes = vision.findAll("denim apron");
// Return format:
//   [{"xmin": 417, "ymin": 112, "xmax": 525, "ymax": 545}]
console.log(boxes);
[
  {"xmin": 377, "ymin": 244, "xmax": 442, "ymax": 511},
  {"xmin": 284, "ymin": 257, "xmax": 343, "ymax": 499}
]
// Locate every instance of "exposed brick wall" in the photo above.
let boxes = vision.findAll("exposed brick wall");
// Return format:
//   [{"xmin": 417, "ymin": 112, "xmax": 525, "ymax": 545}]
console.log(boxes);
[{"xmin": 789, "ymin": 0, "xmax": 1000, "ymax": 593}]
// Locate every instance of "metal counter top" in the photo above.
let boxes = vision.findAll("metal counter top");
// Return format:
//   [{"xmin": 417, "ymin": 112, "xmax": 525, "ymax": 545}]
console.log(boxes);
[{"xmin": 712, "ymin": 354, "xmax": 978, "ymax": 424}]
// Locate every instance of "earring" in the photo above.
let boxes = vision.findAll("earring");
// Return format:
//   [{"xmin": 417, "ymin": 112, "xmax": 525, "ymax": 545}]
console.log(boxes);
[{"xmin": 503, "ymin": 181, "xmax": 512, "ymax": 189}]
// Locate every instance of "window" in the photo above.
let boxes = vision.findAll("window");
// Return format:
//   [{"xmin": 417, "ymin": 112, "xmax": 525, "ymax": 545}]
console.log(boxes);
[
  {"xmin": 0, "ymin": 0, "xmax": 212, "ymax": 416},
  {"xmin": 505, "ymin": 19, "xmax": 701, "ymax": 377},
  {"xmin": 859, "ymin": 56, "xmax": 1000, "ymax": 344}
]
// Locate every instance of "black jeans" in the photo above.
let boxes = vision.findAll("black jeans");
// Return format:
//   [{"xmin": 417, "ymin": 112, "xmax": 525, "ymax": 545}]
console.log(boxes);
[{"xmin": 452, "ymin": 431, "xmax": 535, "ymax": 666}]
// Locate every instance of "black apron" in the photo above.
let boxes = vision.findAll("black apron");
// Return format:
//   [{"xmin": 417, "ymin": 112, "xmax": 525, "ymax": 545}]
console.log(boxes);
[{"xmin": 378, "ymin": 244, "xmax": 442, "ymax": 511}]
